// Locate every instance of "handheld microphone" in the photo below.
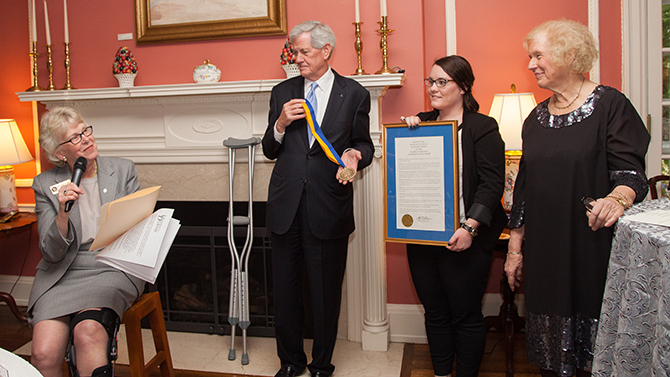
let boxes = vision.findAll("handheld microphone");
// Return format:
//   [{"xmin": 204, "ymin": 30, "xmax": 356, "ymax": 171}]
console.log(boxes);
[{"xmin": 64, "ymin": 157, "xmax": 88, "ymax": 212}]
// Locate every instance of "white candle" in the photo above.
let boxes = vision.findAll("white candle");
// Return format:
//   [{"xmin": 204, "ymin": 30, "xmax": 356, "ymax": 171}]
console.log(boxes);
[
  {"xmin": 43, "ymin": 0, "xmax": 51, "ymax": 45},
  {"xmin": 381, "ymin": 0, "xmax": 387, "ymax": 17},
  {"xmin": 31, "ymin": 0, "xmax": 37, "ymax": 42},
  {"xmin": 355, "ymin": 0, "xmax": 360, "ymax": 22},
  {"xmin": 63, "ymin": 0, "xmax": 69, "ymax": 43}
]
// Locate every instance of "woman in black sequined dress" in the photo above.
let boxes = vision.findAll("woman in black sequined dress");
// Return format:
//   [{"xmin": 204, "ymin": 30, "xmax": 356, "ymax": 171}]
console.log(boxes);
[{"xmin": 504, "ymin": 20, "xmax": 650, "ymax": 377}]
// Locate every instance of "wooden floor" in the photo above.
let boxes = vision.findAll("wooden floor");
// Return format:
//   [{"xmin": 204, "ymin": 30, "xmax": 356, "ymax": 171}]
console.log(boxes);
[{"xmin": 0, "ymin": 304, "xmax": 541, "ymax": 376}]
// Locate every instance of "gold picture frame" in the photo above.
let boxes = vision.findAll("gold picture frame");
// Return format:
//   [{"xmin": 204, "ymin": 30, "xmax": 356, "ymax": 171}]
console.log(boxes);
[
  {"xmin": 383, "ymin": 121, "xmax": 460, "ymax": 246},
  {"xmin": 135, "ymin": 0, "xmax": 287, "ymax": 44}
]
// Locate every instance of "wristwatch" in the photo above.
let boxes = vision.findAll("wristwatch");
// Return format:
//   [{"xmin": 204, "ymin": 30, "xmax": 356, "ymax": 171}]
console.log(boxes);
[{"xmin": 460, "ymin": 223, "xmax": 478, "ymax": 238}]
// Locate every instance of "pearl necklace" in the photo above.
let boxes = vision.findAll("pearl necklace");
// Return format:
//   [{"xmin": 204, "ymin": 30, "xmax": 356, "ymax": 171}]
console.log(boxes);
[{"xmin": 552, "ymin": 77, "xmax": 585, "ymax": 110}]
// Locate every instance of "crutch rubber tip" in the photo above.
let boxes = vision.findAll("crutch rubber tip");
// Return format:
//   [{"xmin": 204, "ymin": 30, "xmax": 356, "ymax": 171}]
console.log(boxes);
[
  {"xmin": 228, "ymin": 349, "xmax": 236, "ymax": 360},
  {"xmin": 242, "ymin": 353, "xmax": 249, "ymax": 365}
]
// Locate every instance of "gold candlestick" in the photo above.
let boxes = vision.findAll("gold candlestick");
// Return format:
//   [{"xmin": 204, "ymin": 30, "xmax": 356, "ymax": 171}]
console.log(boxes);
[
  {"xmin": 376, "ymin": 16, "xmax": 394, "ymax": 74},
  {"xmin": 26, "ymin": 42, "xmax": 42, "ymax": 92},
  {"xmin": 45, "ymin": 44, "xmax": 55, "ymax": 90},
  {"xmin": 62, "ymin": 43, "xmax": 74, "ymax": 90},
  {"xmin": 352, "ymin": 22, "xmax": 367, "ymax": 75}
]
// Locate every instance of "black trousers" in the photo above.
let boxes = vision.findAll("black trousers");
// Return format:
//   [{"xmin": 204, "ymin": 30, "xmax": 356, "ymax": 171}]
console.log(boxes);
[
  {"xmin": 407, "ymin": 241, "xmax": 492, "ymax": 377},
  {"xmin": 271, "ymin": 193, "xmax": 349, "ymax": 376}
]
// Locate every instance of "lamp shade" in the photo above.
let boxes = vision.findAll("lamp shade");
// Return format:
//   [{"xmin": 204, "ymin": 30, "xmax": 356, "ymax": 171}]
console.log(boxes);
[
  {"xmin": 488, "ymin": 93, "xmax": 537, "ymax": 151},
  {"xmin": 0, "ymin": 119, "xmax": 33, "ymax": 165}
]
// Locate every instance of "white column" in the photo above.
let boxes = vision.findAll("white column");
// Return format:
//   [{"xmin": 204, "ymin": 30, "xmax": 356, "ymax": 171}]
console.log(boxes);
[{"xmin": 347, "ymin": 85, "xmax": 394, "ymax": 351}]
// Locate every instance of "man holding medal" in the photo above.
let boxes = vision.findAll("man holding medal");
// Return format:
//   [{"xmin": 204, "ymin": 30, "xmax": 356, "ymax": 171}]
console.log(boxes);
[{"xmin": 261, "ymin": 20, "xmax": 373, "ymax": 377}]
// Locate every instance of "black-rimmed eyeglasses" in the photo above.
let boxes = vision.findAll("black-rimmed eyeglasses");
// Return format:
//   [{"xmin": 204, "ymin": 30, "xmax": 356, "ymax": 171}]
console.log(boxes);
[
  {"xmin": 58, "ymin": 125, "xmax": 93, "ymax": 147},
  {"xmin": 424, "ymin": 78, "xmax": 454, "ymax": 88}
]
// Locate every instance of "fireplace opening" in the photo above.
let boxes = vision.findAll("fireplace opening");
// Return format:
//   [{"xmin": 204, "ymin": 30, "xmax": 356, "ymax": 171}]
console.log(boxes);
[{"xmin": 154, "ymin": 201, "xmax": 275, "ymax": 336}]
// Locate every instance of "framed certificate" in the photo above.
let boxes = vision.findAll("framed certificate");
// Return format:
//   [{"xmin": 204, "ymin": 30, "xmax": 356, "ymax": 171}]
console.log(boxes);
[{"xmin": 383, "ymin": 121, "xmax": 460, "ymax": 246}]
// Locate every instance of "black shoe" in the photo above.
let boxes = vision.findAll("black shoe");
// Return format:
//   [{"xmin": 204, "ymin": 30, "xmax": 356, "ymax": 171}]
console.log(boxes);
[
  {"xmin": 275, "ymin": 365, "xmax": 303, "ymax": 377},
  {"xmin": 312, "ymin": 372, "xmax": 330, "ymax": 377}
]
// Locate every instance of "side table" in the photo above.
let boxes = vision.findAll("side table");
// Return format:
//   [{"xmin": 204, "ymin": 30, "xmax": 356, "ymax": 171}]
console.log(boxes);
[
  {"xmin": 0, "ymin": 212, "xmax": 37, "ymax": 322},
  {"xmin": 484, "ymin": 234, "xmax": 525, "ymax": 377}
]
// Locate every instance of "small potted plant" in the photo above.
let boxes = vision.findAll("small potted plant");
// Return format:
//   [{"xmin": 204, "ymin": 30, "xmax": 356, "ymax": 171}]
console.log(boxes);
[
  {"xmin": 280, "ymin": 39, "xmax": 299, "ymax": 78},
  {"xmin": 113, "ymin": 46, "xmax": 138, "ymax": 87}
]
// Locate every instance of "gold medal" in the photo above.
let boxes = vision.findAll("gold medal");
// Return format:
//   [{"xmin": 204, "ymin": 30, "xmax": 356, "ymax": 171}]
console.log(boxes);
[
  {"xmin": 401, "ymin": 214, "xmax": 413, "ymax": 227},
  {"xmin": 338, "ymin": 167, "xmax": 356, "ymax": 181}
]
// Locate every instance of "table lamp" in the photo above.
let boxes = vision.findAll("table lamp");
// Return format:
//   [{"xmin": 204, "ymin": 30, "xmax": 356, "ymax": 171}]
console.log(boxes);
[
  {"xmin": 488, "ymin": 85, "xmax": 536, "ymax": 211},
  {"xmin": 0, "ymin": 119, "xmax": 34, "ymax": 214}
]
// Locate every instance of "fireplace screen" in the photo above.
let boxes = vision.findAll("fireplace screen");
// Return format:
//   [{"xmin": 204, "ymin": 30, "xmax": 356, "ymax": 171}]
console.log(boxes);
[{"xmin": 153, "ymin": 201, "xmax": 275, "ymax": 336}]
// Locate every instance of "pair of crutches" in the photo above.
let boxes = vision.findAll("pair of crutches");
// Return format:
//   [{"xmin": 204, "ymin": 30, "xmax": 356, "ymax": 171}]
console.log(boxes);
[{"xmin": 223, "ymin": 137, "xmax": 261, "ymax": 365}]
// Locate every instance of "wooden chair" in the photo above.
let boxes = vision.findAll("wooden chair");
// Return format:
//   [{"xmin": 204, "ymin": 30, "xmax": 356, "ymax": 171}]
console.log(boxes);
[
  {"xmin": 122, "ymin": 291, "xmax": 175, "ymax": 377},
  {"xmin": 648, "ymin": 175, "xmax": 670, "ymax": 199}
]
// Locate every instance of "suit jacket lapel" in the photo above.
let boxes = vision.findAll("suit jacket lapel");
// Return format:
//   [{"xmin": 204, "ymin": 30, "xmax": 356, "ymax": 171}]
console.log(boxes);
[
  {"xmin": 291, "ymin": 77, "xmax": 312, "ymax": 151},
  {"xmin": 52, "ymin": 165, "xmax": 83, "ymax": 242},
  {"xmin": 96, "ymin": 158, "xmax": 117, "ymax": 205},
  {"xmin": 319, "ymin": 71, "xmax": 346, "ymax": 138}
]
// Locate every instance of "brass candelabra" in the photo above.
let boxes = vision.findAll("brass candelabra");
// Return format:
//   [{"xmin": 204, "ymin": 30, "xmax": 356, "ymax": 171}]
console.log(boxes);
[
  {"xmin": 376, "ymin": 16, "xmax": 394, "ymax": 74},
  {"xmin": 45, "ymin": 44, "xmax": 55, "ymax": 90},
  {"xmin": 62, "ymin": 43, "xmax": 74, "ymax": 90},
  {"xmin": 26, "ymin": 42, "xmax": 42, "ymax": 92},
  {"xmin": 352, "ymin": 22, "xmax": 366, "ymax": 75}
]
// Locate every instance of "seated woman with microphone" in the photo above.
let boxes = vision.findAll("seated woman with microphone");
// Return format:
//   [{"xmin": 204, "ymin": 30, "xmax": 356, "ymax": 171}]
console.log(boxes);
[{"xmin": 28, "ymin": 107, "xmax": 144, "ymax": 377}]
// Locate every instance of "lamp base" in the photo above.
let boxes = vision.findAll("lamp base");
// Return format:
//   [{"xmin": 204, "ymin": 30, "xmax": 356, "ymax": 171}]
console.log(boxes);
[
  {"xmin": 503, "ymin": 151, "xmax": 522, "ymax": 212},
  {"xmin": 0, "ymin": 166, "xmax": 19, "ymax": 214}
]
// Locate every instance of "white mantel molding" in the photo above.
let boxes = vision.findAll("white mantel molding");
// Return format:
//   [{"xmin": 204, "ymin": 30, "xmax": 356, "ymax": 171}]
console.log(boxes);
[
  {"xmin": 18, "ymin": 74, "xmax": 404, "ymax": 351},
  {"xmin": 17, "ymin": 74, "xmax": 404, "ymax": 164}
]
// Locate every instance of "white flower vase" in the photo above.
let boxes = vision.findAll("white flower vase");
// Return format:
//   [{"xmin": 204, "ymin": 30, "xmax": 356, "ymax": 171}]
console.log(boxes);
[
  {"xmin": 114, "ymin": 73, "xmax": 137, "ymax": 88},
  {"xmin": 282, "ymin": 64, "xmax": 300, "ymax": 78}
]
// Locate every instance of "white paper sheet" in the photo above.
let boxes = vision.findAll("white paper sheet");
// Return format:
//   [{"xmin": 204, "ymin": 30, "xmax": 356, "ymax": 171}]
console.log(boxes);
[{"xmin": 394, "ymin": 136, "xmax": 445, "ymax": 231}]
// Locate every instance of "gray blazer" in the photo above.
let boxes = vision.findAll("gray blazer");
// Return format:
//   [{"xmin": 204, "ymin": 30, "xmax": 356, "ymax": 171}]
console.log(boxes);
[{"xmin": 28, "ymin": 157, "xmax": 144, "ymax": 312}]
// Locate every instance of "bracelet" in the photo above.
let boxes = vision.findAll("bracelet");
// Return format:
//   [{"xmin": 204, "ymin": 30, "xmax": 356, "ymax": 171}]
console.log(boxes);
[
  {"xmin": 507, "ymin": 251, "xmax": 522, "ymax": 256},
  {"xmin": 610, "ymin": 190, "xmax": 632, "ymax": 208},
  {"xmin": 605, "ymin": 195, "xmax": 630, "ymax": 210}
]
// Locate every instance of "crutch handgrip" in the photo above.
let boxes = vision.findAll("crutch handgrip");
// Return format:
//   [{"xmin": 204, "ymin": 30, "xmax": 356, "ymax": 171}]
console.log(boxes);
[{"xmin": 231, "ymin": 216, "xmax": 250, "ymax": 226}]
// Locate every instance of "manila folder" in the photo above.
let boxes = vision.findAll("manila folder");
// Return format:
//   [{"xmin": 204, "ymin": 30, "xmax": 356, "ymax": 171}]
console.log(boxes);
[{"xmin": 89, "ymin": 186, "xmax": 161, "ymax": 250}]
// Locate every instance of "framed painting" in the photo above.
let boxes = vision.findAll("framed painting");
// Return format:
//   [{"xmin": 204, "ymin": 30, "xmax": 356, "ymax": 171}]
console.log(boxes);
[
  {"xmin": 135, "ymin": 0, "xmax": 287, "ymax": 44},
  {"xmin": 383, "ymin": 121, "xmax": 460, "ymax": 246}
]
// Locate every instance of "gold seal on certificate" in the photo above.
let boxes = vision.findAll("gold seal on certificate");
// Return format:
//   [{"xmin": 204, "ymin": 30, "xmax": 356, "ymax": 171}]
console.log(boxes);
[
  {"xmin": 401, "ymin": 214, "xmax": 413, "ymax": 227},
  {"xmin": 338, "ymin": 167, "xmax": 356, "ymax": 181}
]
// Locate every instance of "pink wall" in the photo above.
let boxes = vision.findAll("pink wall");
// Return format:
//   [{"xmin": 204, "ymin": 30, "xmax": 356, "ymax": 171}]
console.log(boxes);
[
  {"xmin": 386, "ymin": 0, "xmax": 622, "ymax": 305},
  {"xmin": 1, "ymin": 1, "xmax": 623, "ymax": 304}
]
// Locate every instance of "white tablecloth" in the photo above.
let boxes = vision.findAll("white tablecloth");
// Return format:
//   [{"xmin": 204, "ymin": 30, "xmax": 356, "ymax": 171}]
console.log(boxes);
[
  {"xmin": 0, "ymin": 347, "xmax": 43, "ymax": 377},
  {"xmin": 592, "ymin": 199, "xmax": 670, "ymax": 376}
]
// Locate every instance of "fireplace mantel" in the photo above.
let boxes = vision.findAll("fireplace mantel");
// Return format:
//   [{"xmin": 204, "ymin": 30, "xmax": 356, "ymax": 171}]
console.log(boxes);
[
  {"xmin": 18, "ymin": 74, "xmax": 404, "ymax": 164},
  {"xmin": 18, "ymin": 74, "xmax": 404, "ymax": 351}
]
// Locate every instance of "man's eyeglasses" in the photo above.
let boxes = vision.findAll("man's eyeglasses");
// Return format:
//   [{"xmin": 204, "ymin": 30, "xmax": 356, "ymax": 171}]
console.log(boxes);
[
  {"xmin": 58, "ymin": 125, "xmax": 93, "ymax": 147},
  {"xmin": 424, "ymin": 78, "xmax": 454, "ymax": 88}
]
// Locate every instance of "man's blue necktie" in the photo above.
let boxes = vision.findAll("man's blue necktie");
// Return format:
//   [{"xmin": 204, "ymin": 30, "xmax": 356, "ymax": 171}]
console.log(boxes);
[{"xmin": 305, "ymin": 81, "xmax": 318, "ymax": 145}]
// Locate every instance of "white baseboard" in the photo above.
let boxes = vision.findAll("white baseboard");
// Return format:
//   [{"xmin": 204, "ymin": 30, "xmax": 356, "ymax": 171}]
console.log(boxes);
[
  {"xmin": 388, "ymin": 293, "xmax": 526, "ymax": 343},
  {"xmin": 0, "ymin": 275, "xmax": 34, "ymax": 306},
  {"xmin": 0, "ymin": 275, "xmax": 527, "ymax": 342}
]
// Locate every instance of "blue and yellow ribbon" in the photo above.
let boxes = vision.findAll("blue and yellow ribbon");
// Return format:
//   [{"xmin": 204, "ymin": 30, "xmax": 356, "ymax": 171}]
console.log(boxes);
[{"xmin": 302, "ymin": 101, "xmax": 345, "ymax": 168}]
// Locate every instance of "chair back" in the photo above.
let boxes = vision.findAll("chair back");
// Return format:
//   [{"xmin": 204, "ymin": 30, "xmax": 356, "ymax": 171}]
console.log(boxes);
[{"xmin": 648, "ymin": 175, "xmax": 670, "ymax": 199}]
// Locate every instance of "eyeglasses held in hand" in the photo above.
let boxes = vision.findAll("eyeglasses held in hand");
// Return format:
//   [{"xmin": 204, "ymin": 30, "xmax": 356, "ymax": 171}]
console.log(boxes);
[
  {"xmin": 58, "ymin": 125, "xmax": 93, "ymax": 147},
  {"xmin": 581, "ymin": 197, "xmax": 595, "ymax": 212},
  {"xmin": 424, "ymin": 78, "xmax": 454, "ymax": 88}
]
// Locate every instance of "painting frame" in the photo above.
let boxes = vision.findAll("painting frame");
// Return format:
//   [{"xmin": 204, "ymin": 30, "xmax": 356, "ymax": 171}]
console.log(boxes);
[
  {"xmin": 383, "ymin": 121, "xmax": 460, "ymax": 246},
  {"xmin": 135, "ymin": 0, "xmax": 287, "ymax": 44}
]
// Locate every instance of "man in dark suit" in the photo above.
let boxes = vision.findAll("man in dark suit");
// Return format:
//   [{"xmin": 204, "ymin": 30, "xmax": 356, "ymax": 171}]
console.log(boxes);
[{"xmin": 262, "ymin": 20, "xmax": 374, "ymax": 377}]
